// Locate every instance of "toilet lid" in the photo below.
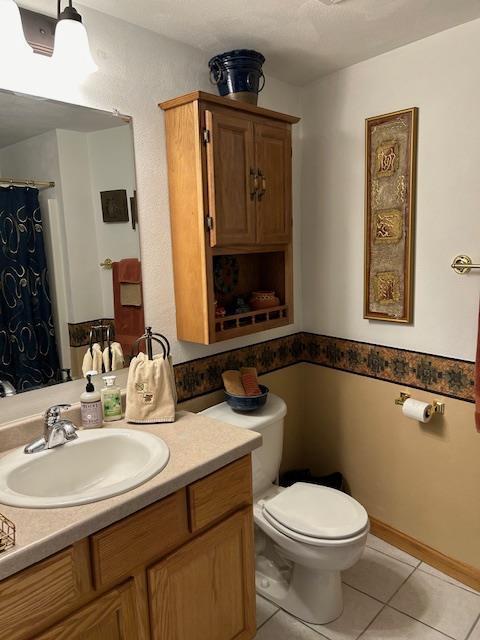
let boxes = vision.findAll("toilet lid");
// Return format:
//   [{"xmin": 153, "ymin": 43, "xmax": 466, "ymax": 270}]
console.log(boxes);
[{"xmin": 262, "ymin": 483, "xmax": 369, "ymax": 540}]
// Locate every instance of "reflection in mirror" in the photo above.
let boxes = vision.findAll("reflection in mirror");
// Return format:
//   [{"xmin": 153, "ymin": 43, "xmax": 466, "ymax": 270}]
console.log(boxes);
[{"xmin": 0, "ymin": 91, "xmax": 142, "ymax": 395}]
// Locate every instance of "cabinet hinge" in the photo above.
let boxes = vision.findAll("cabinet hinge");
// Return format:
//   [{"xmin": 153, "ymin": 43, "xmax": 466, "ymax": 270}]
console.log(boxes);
[
  {"xmin": 206, "ymin": 215, "xmax": 214, "ymax": 230},
  {"xmin": 203, "ymin": 129, "xmax": 211, "ymax": 144}
]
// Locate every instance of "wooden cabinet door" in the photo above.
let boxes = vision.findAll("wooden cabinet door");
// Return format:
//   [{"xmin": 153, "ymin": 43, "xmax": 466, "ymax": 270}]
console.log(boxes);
[
  {"xmin": 34, "ymin": 582, "xmax": 138, "ymax": 640},
  {"xmin": 149, "ymin": 508, "xmax": 256, "ymax": 640},
  {"xmin": 205, "ymin": 109, "xmax": 256, "ymax": 247},
  {"xmin": 255, "ymin": 123, "xmax": 292, "ymax": 244}
]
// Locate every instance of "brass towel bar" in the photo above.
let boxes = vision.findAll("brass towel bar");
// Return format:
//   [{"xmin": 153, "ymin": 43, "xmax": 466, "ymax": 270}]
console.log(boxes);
[{"xmin": 451, "ymin": 255, "xmax": 480, "ymax": 275}]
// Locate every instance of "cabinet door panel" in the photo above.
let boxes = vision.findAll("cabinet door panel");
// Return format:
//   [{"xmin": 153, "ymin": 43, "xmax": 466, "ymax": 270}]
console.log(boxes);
[
  {"xmin": 34, "ymin": 582, "xmax": 138, "ymax": 640},
  {"xmin": 255, "ymin": 123, "xmax": 292, "ymax": 244},
  {"xmin": 206, "ymin": 109, "xmax": 256, "ymax": 247},
  {"xmin": 149, "ymin": 508, "xmax": 256, "ymax": 640}
]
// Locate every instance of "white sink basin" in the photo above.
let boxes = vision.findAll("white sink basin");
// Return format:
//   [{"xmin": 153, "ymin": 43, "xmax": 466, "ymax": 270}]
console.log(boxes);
[{"xmin": 0, "ymin": 428, "xmax": 170, "ymax": 508}]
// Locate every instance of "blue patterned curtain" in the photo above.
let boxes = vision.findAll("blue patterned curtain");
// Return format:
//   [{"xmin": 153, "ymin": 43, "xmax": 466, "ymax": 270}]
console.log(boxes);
[{"xmin": 0, "ymin": 186, "xmax": 59, "ymax": 391}]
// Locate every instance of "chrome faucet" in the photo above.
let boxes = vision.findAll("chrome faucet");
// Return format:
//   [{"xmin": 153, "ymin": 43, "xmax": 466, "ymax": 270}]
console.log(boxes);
[
  {"xmin": 0, "ymin": 379, "xmax": 16, "ymax": 397},
  {"xmin": 24, "ymin": 404, "xmax": 78, "ymax": 454}
]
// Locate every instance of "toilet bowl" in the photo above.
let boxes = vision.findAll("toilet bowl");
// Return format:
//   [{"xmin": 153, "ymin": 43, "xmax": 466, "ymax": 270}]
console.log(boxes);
[{"xmin": 200, "ymin": 394, "xmax": 369, "ymax": 624}]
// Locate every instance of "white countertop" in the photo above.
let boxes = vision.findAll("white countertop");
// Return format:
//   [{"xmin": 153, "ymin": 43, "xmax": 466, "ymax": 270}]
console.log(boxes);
[{"xmin": 0, "ymin": 411, "xmax": 261, "ymax": 580}]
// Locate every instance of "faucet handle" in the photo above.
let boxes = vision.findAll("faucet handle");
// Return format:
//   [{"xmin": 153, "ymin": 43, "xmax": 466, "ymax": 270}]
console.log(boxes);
[{"xmin": 44, "ymin": 404, "xmax": 72, "ymax": 428}]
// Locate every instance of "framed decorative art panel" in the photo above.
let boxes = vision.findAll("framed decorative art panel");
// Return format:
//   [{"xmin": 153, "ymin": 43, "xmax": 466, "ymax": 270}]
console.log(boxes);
[{"xmin": 364, "ymin": 107, "xmax": 418, "ymax": 323}]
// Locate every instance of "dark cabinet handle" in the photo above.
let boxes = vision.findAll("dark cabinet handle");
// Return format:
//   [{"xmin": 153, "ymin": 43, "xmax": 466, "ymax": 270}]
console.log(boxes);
[
  {"xmin": 250, "ymin": 168, "xmax": 259, "ymax": 200},
  {"xmin": 257, "ymin": 170, "xmax": 267, "ymax": 201}
]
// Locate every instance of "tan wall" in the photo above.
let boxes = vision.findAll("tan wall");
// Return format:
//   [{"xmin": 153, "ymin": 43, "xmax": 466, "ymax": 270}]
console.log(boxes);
[
  {"xmin": 182, "ymin": 361, "xmax": 480, "ymax": 569},
  {"xmin": 302, "ymin": 363, "xmax": 480, "ymax": 569},
  {"xmin": 179, "ymin": 365, "xmax": 305, "ymax": 474}
]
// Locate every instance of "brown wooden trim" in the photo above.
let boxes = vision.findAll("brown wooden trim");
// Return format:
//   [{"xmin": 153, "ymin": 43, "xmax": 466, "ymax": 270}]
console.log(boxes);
[
  {"xmin": 369, "ymin": 516, "xmax": 480, "ymax": 592},
  {"xmin": 159, "ymin": 90, "xmax": 300, "ymax": 124}
]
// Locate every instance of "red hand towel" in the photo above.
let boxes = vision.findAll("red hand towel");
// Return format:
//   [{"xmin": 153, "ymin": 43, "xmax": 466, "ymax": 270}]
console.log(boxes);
[
  {"xmin": 476, "ymin": 298, "xmax": 480, "ymax": 432},
  {"xmin": 118, "ymin": 258, "xmax": 141, "ymax": 283}
]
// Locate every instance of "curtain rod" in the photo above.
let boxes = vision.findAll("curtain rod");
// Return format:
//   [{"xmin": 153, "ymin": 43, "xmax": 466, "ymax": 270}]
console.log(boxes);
[{"xmin": 0, "ymin": 178, "xmax": 55, "ymax": 189}]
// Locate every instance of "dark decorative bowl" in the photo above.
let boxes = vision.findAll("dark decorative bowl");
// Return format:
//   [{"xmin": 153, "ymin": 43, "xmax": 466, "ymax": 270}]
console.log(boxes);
[{"xmin": 224, "ymin": 385, "xmax": 269, "ymax": 412}]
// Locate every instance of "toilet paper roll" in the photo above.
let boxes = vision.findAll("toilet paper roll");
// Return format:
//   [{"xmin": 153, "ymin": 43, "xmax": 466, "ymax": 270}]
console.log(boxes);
[{"xmin": 402, "ymin": 398, "xmax": 433, "ymax": 423}]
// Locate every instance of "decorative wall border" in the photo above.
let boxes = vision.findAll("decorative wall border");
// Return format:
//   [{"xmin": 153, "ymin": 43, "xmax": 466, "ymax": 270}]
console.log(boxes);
[
  {"xmin": 302, "ymin": 333, "xmax": 475, "ymax": 403},
  {"xmin": 174, "ymin": 333, "xmax": 303, "ymax": 402},
  {"xmin": 175, "ymin": 332, "xmax": 474, "ymax": 402},
  {"xmin": 68, "ymin": 319, "xmax": 115, "ymax": 348},
  {"xmin": 173, "ymin": 332, "xmax": 475, "ymax": 404}
]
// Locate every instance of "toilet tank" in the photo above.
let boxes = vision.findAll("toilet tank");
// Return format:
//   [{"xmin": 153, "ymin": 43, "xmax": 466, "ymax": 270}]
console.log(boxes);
[{"xmin": 200, "ymin": 394, "xmax": 287, "ymax": 496}]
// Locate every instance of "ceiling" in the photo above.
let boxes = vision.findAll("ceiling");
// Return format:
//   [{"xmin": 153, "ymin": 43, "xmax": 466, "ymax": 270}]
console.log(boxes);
[
  {"xmin": 0, "ymin": 90, "xmax": 127, "ymax": 148},
  {"xmin": 39, "ymin": 0, "xmax": 480, "ymax": 85}
]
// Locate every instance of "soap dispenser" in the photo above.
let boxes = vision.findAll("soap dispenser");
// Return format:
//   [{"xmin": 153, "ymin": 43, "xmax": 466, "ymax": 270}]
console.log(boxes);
[
  {"xmin": 80, "ymin": 374, "xmax": 103, "ymax": 428},
  {"xmin": 101, "ymin": 375, "xmax": 123, "ymax": 422}
]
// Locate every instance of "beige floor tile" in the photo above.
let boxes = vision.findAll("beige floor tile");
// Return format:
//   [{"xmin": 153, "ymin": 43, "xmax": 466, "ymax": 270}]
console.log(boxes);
[
  {"xmin": 390, "ymin": 570, "xmax": 480, "ymax": 639},
  {"xmin": 366, "ymin": 534, "xmax": 421, "ymax": 568},
  {"xmin": 255, "ymin": 610, "xmax": 327, "ymax": 639},
  {"xmin": 467, "ymin": 616, "xmax": 480, "ymax": 639},
  {"xmin": 256, "ymin": 595, "xmax": 278, "ymax": 628},
  {"xmin": 342, "ymin": 547, "xmax": 415, "ymax": 602},
  {"xmin": 418, "ymin": 562, "xmax": 479, "ymax": 595},
  {"xmin": 361, "ymin": 607, "xmax": 450, "ymax": 640},
  {"xmin": 306, "ymin": 584, "xmax": 384, "ymax": 640}
]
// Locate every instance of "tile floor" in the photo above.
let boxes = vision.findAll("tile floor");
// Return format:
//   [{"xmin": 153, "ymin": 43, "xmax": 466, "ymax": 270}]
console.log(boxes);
[{"xmin": 255, "ymin": 534, "xmax": 480, "ymax": 640}]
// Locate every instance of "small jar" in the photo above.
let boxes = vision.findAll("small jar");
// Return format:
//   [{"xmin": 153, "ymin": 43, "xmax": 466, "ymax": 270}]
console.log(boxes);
[{"xmin": 249, "ymin": 291, "xmax": 280, "ymax": 310}]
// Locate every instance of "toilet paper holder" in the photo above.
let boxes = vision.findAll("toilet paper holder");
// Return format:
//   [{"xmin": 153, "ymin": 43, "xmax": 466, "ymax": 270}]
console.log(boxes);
[{"xmin": 394, "ymin": 392, "xmax": 445, "ymax": 416}]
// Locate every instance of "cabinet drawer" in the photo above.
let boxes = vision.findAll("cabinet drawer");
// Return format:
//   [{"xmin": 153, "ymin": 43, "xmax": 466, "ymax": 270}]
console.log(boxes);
[
  {"xmin": 0, "ymin": 542, "xmax": 91, "ymax": 640},
  {"xmin": 187, "ymin": 456, "xmax": 252, "ymax": 532},
  {"xmin": 34, "ymin": 581, "xmax": 138, "ymax": 640},
  {"xmin": 90, "ymin": 489, "xmax": 189, "ymax": 589}
]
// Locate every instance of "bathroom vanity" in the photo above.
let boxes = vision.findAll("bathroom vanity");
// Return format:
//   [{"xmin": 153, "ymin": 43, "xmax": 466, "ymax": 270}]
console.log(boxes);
[{"xmin": 0, "ymin": 412, "xmax": 261, "ymax": 640}]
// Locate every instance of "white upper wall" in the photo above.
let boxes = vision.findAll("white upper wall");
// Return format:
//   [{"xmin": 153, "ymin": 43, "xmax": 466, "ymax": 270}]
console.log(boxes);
[
  {"xmin": 0, "ymin": 6, "xmax": 303, "ymax": 364},
  {"xmin": 300, "ymin": 18, "xmax": 480, "ymax": 361},
  {"xmin": 56, "ymin": 129, "xmax": 102, "ymax": 323},
  {"xmin": 87, "ymin": 125, "xmax": 139, "ymax": 318}
]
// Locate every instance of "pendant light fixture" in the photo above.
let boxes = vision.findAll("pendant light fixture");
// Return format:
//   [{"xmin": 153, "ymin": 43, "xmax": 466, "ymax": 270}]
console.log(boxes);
[
  {"xmin": 52, "ymin": 0, "xmax": 97, "ymax": 77},
  {"xmin": 0, "ymin": 0, "xmax": 33, "ymax": 60}
]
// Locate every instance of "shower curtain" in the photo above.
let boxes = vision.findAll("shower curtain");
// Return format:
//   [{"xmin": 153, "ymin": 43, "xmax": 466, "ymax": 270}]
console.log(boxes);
[{"xmin": 0, "ymin": 186, "xmax": 59, "ymax": 391}]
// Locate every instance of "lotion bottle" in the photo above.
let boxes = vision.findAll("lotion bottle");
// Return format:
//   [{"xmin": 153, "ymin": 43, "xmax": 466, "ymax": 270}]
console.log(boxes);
[
  {"xmin": 80, "ymin": 375, "xmax": 103, "ymax": 428},
  {"xmin": 101, "ymin": 375, "xmax": 123, "ymax": 422}
]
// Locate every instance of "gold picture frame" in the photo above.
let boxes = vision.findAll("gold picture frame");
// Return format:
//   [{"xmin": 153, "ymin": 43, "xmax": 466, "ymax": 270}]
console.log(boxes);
[{"xmin": 364, "ymin": 107, "xmax": 418, "ymax": 323}]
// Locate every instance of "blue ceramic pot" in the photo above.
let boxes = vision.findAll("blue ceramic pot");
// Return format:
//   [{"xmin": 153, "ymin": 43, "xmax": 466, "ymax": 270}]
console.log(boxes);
[
  {"xmin": 224, "ymin": 384, "xmax": 269, "ymax": 412},
  {"xmin": 209, "ymin": 49, "xmax": 265, "ymax": 104}
]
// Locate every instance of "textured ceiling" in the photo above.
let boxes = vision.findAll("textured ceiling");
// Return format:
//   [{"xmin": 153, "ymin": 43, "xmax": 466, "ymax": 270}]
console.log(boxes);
[
  {"xmin": 64, "ymin": 0, "xmax": 480, "ymax": 84},
  {"xmin": 18, "ymin": 0, "xmax": 480, "ymax": 85}
]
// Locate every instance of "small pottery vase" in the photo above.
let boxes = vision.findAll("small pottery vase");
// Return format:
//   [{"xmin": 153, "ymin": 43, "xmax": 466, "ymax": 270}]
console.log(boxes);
[{"xmin": 249, "ymin": 291, "xmax": 280, "ymax": 310}]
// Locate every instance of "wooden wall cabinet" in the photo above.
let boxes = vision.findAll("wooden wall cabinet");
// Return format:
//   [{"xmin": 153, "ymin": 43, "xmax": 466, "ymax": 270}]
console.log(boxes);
[
  {"xmin": 1, "ymin": 456, "xmax": 255, "ymax": 640},
  {"xmin": 160, "ymin": 91, "xmax": 300, "ymax": 344}
]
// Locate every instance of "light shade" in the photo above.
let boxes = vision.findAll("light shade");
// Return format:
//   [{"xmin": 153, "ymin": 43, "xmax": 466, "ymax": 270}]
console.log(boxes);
[
  {"xmin": 0, "ymin": 0, "xmax": 33, "ymax": 59},
  {"xmin": 52, "ymin": 16, "xmax": 98, "ymax": 77}
]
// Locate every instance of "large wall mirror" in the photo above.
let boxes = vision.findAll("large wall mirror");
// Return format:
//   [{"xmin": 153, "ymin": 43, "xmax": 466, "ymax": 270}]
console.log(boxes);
[{"xmin": 0, "ymin": 90, "xmax": 142, "ymax": 396}]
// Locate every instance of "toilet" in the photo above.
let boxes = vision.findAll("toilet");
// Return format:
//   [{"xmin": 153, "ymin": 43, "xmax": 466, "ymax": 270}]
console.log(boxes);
[{"xmin": 201, "ymin": 393, "xmax": 369, "ymax": 624}]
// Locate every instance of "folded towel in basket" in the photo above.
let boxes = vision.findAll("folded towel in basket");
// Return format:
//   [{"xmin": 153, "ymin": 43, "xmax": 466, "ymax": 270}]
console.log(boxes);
[{"xmin": 125, "ymin": 352, "xmax": 177, "ymax": 423}]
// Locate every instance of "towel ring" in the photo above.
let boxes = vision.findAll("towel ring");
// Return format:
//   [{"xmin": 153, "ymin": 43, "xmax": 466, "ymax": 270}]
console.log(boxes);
[
  {"xmin": 89, "ymin": 323, "xmax": 115, "ymax": 363},
  {"xmin": 131, "ymin": 327, "xmax": 170, "ymax": 361}
]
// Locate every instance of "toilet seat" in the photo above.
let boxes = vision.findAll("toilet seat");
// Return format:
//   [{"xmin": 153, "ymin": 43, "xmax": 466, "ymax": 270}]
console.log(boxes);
[{"xmin": 262, "ymin": 482, "xmax": 369, "ymax": 543}]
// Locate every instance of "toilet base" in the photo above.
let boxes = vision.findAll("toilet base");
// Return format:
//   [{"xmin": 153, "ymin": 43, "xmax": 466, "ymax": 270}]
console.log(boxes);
[{"xmin": 256, "ymin": 554, "xmax": 343, "ymax": 624}]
